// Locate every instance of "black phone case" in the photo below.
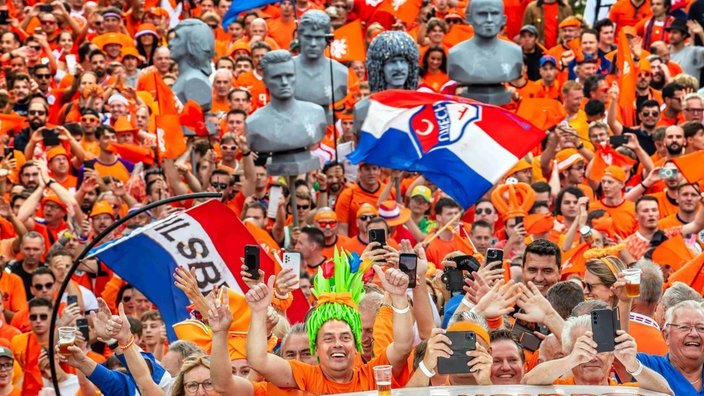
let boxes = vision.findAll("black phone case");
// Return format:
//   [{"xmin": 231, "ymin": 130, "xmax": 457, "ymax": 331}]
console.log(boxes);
[
  {"xmin": 369, "ymin": 229, "xmax": 386, "ymax": 246},
  {"xmin": 77, "ymin": 318, "xmax": 90, "ymax": 341},
  {"xmin": 437, "ymin": 331, "xmax": 476, "ymax": 375},
  {"xmin": 592, "ymin": 307, "xmax": 620, "ymax": 353},
  {"xmin": 244, "ymin": 245, "xmax": 260, "ymax": 280},
  {"xmin": 399, "ymin": 253, "xmax": 417, "ymax": 288},
  {"xmin": 67, "ymin": 295, "xmax": 78, "ymax": 306}
]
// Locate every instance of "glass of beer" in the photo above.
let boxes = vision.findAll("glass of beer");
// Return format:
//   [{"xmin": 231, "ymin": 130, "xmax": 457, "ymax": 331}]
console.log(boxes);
[
  {"xmin": 373, "ymin": 365, "xmax": 392, "ymax": 396},
  {"xmin": 58, "ymin": 327, "xmax": 77, "ymax": 356},
  {"xmin": 623, "ymin": 268, "xmax": 641, "ymax": 298}
]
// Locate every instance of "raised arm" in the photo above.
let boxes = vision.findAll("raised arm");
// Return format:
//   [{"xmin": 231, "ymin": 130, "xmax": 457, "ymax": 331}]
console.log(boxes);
[{"xmin": 375, "ymin": 265, "xmax": 414, "ymax": 373}]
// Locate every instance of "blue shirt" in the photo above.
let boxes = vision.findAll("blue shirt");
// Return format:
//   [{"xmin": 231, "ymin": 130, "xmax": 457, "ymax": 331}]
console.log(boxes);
[
  {"xmin": 637, "ymin": 352, "xmax": 704, "ymax": 396},
  {"xmin": 87, "ymin": 363, "xmax": 138, "ymax": 396}
]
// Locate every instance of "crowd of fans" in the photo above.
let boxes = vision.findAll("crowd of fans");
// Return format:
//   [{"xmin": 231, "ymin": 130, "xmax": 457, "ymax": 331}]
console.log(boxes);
[{"xmin": 0, "ymin": 0, "xmax": 700, "ymax": 394}]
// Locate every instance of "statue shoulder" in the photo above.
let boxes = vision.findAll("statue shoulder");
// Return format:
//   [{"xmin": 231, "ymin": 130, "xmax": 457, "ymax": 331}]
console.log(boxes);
[
  {"xmin": 331, "ymin": 60, "xmax": 349, "ymax": 74},
  {"xmin": 299, "ymin": 100, "xmax": 327, "ymax": 119}
]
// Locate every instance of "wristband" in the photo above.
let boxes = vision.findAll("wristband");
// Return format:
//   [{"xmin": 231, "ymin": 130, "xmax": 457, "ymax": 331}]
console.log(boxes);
[
  {"xmin": 241, "ymin": 151, "xmax": 252, "ymax": 157},
  {"xmin": 391, "ymin": 304, "xmax": 410, "ymax": 314},
  {"xmin": 461, "ymin": 298, "xmax": 473, "ymax": 309},
  {"xmin": 640, "ymin": 182, "xmax": 650, "ymax": 191},
  {"xmin": 419, "ymin": 360, "xmax": 436, "ymax": 377},
  {"xmin": 46, "ymin": 179, "xmax": 55, "ymax": 187},
  {"xmin": 627, "ymin": 361, "xmax": 644, "ymax": 376},
  {"xmin": 274, "ymin": 291, "xmax": 289, "ymax": 300},
  {"xmin": 318, "ymin": 188, "xmax": 327, "ymax": 193},
  {"xmin": 118, "ymin": 334, "xmax": 135, "ymax": 350},
  {"xmin": 577, "ymin": 142, "xmax": 584, "ymax": 149}
]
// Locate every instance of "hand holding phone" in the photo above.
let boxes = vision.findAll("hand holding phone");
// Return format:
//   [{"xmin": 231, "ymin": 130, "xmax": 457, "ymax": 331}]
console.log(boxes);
[
  {"xmin": 369, "ymin": 228, "xmax": 386, "ymax": 246},
  {"xmin": 399, "ymin": 253, "xmax": 417, "ymax": 288},
  {"xmin": 244, "ymin": 245, "xmax": 260, "ymax": 280},
  {"xmin": 437, "ymin": 331, "xmax": 476, "ymax": 374},
  {"xmin": 592, "ymin": 308, "xmax": 620, "ymax": 352},
  {"xmin": 282, "ymin": 252, "xmax": 301, "ymax": 290}
]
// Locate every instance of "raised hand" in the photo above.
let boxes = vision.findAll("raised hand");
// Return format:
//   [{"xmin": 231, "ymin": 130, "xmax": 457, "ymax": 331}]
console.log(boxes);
[
  {"xmin": 174, "ymin": 266, "xmax": 203, "ymax": 302},
  {"xmin": 515, "ymin": 282, "xmax": 557, "ymax": 323},
  {"xmin": 474, "ymin": 280, "xmax": 520, "ymax": 318},
  {"xmin": 245, "ymin": 275, "xmax": 275, "ymax": 313},
  {"xmin": 374, "ymin": 265, "xmax": 409, "ymax": 297},
  {"xmin": 467, "ymin": 343, "xmax": 493, "ymax": 385},
  {"xmin": 422, "ymin": 328, "xmax": 453, "ymax": 371},
  {"xmin": 567, "ymin": 330, "xmax": 598, "ymax": 369},
  {"xmin": 88, "ymin": 298, "xmax": 114, "ymax": 341},
  {"xmin": 275, "ymin": 267, "xmax": 298, "ymax": 296},
  {"xmin": 114, "ymin": 303, "xmax": 132, "ymax": 345},
  {"xmin": 207, "ymin": 287, "xmax": 233, "ymax": 334},
  {"xmin": 614, "ymin": 330, "xmax": 639, "ymax": 372}
]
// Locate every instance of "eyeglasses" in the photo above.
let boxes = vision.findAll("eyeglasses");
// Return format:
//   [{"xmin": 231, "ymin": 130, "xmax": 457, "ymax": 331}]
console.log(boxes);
[
  {"xmin": 475, "ymin": 208, "xmax": 494, "ymax": 215},
  {"xmin": 32, "ymin": 282, "xmax": 54, "ymax": 290},
  {"xmin": 211, "ymin": 182, "xmax": 228, "ymax": 190},
  {"xmin": 446, "ymin": 19, "xmax": 463, "ymax": 24},
  {"xmin": 583, "ymin": 282, "xmax": 604, "ymax": 293},
  {"xmin": 666, "ymin": 323, "xmax": 704, "ymax": 333},
  {"xmin": 184, "ymin": 380, "xmax": 214, "ymax": 394},
  {"xmin": 29, "ymin": 313, "xmax": 49, "ymax": 321},
  {"xmin": 685, "ymin": 108, "xmax": 704, "ymax": 113},
  {"xmin": 297, "ymin": 205, "xmax": 310, "ymax": 210},
  {"xmin": 30, "ymin": 45, "xmax": 41, "ymax": 51},
  {"xmin": 28, "ymin": 110, "xmax": 46, "ymax": 116},
  {"xmin": 81, "ymin": 116, "xmax": 99, "ymax": 123},
  {"xmin": 207, "ymin": 24, "xmax": 218, "ymax": 29},
  {"xmin": 35, "ymin": 74, "xmax": 51, "ymax": 79},
  {"xmin": 317, "ymin": 220, "xmax": 337, "ymax": 228},
  {"xmin": 40, "ymin": 20, "xmax": 56, "ymax": 25},
  {"xmin": 359, "ymin": 214, "xmax": 375, "ymax": 221},
  {"xmin": 638, "ymin": 72, "xmax": 651, "ymax": 78},
  {"xmin": 641, "ymin": 110, "xmax": 659, "ymax": 117},
  {"xmin": 122, "ymin": 296, "xmax": 131, "ymax": 302},
  {"xmin": 0, "ymin": 363, "xmax": 12, "ymax": 371},
  {"xmin": 220, "ymin": 144, "xmax": 236, "ymax": 151}
]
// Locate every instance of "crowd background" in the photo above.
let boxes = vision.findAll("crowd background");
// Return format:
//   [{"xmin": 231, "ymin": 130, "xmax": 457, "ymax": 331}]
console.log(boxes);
[{"xmin": 0, "ymin": 0, "xmax": 700, "ymax": 394}]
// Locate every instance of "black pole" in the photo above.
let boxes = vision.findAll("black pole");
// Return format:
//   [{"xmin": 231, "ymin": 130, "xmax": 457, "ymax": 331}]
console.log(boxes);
[
  {"xmin": 325, "ymin": 34, "xmax": 339, "ymax": 162},
  {"xmin": 48, "ymin": 192, "xmax": 222, "ymax": 395}
]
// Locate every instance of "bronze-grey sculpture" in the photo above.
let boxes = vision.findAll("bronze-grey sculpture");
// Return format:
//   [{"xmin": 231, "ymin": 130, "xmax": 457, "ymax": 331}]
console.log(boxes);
[
  {"xmin": 246, "ymin": 50, "xmax": 327, "ymax": 176},
  {"xmin": 169, "ymin": 19, "xmax": 215, "ymax": 114},
  {"xmin": 293, "ymin": 10, "xmax": 347, "ymax": 124},
  {"xmin": 447, "ymin": 0, "xmax": 522, "ymax": 105},
  {"xmin": 353, "ymin": 31, "xmax": 419, "ymax": 134}
]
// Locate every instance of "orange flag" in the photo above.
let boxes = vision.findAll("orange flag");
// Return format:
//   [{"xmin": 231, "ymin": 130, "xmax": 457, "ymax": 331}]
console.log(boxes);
[
  {"xmin": 649, "ymin": 234, "xmax": 695, "ymax": 272},
  {"xmin": 588, "ymin": 144, "xmax": 637, "ymax": 182},
  {"xmin": 672, "ymin": 150, "xmax": 704, "ymax": 183},
  {"xmin": 443, "ymin": 24, "xmax": 474, "ymax": 48},
  {"xmin": 324, "ymin": 20, "xmax": 366, "ymax": 63},
  {"xmin": 107, "ymin": 142, "xmax": 155, "ymax": 166},
  {"xmin": 617, "ymin": 30, "xmax": 637, "ymax": 127},
  {"xmin": 153, "ymin": 73, "xmax": 186, "ymax": 160},
  {"xmin": 516, "ymin": 98, "xmax": 566, "ymax": 130},
  {"xmin": 666, "ymin": 253, "xmax": 704, "ymax": 292},
  {"xmin": 0, "ymin": 113, "xmax": 26, "ymax": 136},
  {"xmin": 373, "ymin": 0, "xmax": 422, "ymax": 25}
]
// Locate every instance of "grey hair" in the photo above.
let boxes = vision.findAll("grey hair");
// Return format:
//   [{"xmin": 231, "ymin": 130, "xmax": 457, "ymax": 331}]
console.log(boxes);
[
  {"xmin": 261, "ymin": 50, "xmax": 293, "ymax": 75},
  {"xmin": 684, "ymin": 92, "xmax": 704, "ymax": 105},
  {"xmin": 561, "ymin": 315, "xmax": 591, "ymax": 353},
  {"xmin": 634, "ymin": 259, "xmax": 663, "ymax": 306},
  {"xmin": 358, "ymin": 289, "xmax": 384, "ymax": 314},
  {"xmin": 279, "ymin": 322, "xmax": 308, "ymax": 356},
  {"xmin": 661, "ymin": 282, "xmax": 703, "ymax": 312},
  {"xmin": 167, "ymin": 340, "xmax": 206, "ymax": 358},
  {"xmin": 298, "ymin": 10, "xmax": 331, "ymax": 35},
  {"xmin": 571, "ymin": 299, "xmax": 609, "ymax": 317},
  {"xmin": 366, "ymin": 31, "xmax": 419, "ymax": 92},
  {"xmin": 213, "ymin": 68, "xmax": 233, "ymax": 80},
  {"xmin": 665, "ymin": 300, "xmax": 704, "ymax": 325},
  {"xmin": 448, "ymin": 310, "xmax": 489, "ymax": 332}
]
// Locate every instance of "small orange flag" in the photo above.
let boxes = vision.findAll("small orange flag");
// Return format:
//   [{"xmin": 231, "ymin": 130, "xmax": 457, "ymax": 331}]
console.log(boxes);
[
  {"xmin": 672, "ymin": 150, "xmax": 704, "ymax": 183},
  {"xmin": 666, "ymin": 253, "xmax": 704, "ymax": 292},
  {"xmin": 649, "ymin": 234, "xmax": 695, "ymax": 272},
  {"xmin": 589, "ymin": 144, "xmax": 637, "ymax": 182},
  {"xmin": 515, "ymin": 98, "xmax": 566, "ymax": 131},
  {"xmin": 617, "ymin": 30, "xmax": 637, "ymax": 127},
  {"xmin": 324, "ymin": 20, "xmax": 366, "ymax": 63},
  {"xmin": 153, "ymin": 73, "xmax": 186, "ymax": 160}
]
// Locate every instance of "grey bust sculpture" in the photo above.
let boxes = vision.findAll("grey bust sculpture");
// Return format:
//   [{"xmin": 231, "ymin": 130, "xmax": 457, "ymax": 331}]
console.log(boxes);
[
  {"xmin": 353, "ymin": 31, "xmax": 419, "ymax": 134},
  {"xmin": 447, "ymin": 0, "xmax": 522, "ymax": 105},
  {"xmin": 169, "ymin": 19, "xmax": 215, "ymax": 117},
  {"xmin": 246, "ymin": 50, "xmax": 327, "ymax": 176},
  {"xmin": 293, "ymin": 10, "xmax": 347, "ymax": 123}
]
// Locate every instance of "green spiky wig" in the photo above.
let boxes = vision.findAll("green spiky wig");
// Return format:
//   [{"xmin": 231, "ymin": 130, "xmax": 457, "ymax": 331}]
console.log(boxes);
[{"xmin": 308, "ymin": 247, "xmax": 371, "ymax": 354}]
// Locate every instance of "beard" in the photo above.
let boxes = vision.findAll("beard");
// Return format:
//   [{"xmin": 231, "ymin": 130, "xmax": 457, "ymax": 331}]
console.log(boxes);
[{"xmin": 667, "ymin": 143, "xmax": 683, "ymax": 155}]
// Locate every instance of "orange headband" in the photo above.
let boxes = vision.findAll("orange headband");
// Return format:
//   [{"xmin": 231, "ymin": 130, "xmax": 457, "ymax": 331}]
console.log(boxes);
[{"xmin": 316, "ymin": 292, "xmax": 358, "ymax": 310}]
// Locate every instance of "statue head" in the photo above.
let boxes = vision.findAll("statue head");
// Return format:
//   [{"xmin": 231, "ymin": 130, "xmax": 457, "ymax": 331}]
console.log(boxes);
[
  {"xmin": 169, "ymin": 19, "xmax": 216, "ymax": 76},
  {"xmin": 466, "ymin": 0, "xmax": 506, "ymax": 39},
  {"xmin": 298, "ymin": 10, "xmax": 332, "ymax": 61},
  {"xmin": 366, "ymin": 31, "xmax": 419, "ymax": 92},
  {"xmin": 261, "ymin": 50, "xmax": 296, "ymax": 100}
]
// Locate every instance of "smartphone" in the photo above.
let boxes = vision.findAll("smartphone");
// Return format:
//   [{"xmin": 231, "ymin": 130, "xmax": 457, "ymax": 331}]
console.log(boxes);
[
  {"xmin": 437, "ymin": 331, "xmax": 476, "ymax": 375},
  {"xmin": 34, "ymin": 27, "xmax": 42, "ymax": 35},
  {"xmin": 39, "ymin": 4, "xmax": 53, "ymax": 13},
  {"xmin": 267, "ymin": 185, "xmax": 282, "ymax": 219},
  {"xmin": 610, "ymin": 135, "xmax": 629, "ymax": 147},
  {"xmin": 42, "ymin": 129, "xmax": 60, "ymax": 146},
  {"xmin": 65, "ymin": 54, "xmax": 77, "ymax": 75},
  {"xmin": 441, "ymin": 267, "xmax": 465, "ymax": 293},
  {"xmin": 511, "ymin": 318, "xmax": 547, "ymax": 352},
  {"xmin": 485, "ymin": 248, "xmax": 504, "ymax": 270},
  {"xmin": 67, "ymin": 294, "xmax": 78, "ymax": 307},
  {"xmin": 591, "ymin": 307, "xmax": 620, "ymax": 353},
  {"xmin": 450, "ymin": 255, "xmax": 481, "ymax": 273},
  {"xmin": 3, "ymin": 147, "xmax": 12, "ymax": 158},
  {"xmin": 84, "ymin": 160, "xmax": 95, "ymax": 170},
  {"xmin": 0, "ymin": 10, "xmax": 8, "ymax": 24},
  {"xmin": 244, "ymin": 245, "xmax": 260, "ymax": 280},
  {"xmin": 282, "ymin": 252, "xmax": 301, "ymax": 289},
  {"xmin": 398, "ymin": 253, "xmax": 417, "ymax": 288},
  {"xmin": 76, "ymin": 318, "xmax": 89, "ymax": 341},
  {"xmin": 368, "ymin": 228, "xmax": 386, "ymax": 246},
  {"xmin": 514, "ymin": 216, "xmax": 523, "ymax": 226}
]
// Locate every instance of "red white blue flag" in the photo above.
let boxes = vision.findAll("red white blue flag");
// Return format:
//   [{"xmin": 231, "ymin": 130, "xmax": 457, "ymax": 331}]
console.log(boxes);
[
  {"xmin": 348, "ymin": 90, "xmax": 546, "ymax": 208},
  {"xmin": 90, "ymin": 200, "xmax": 309, "ymax": 340}
]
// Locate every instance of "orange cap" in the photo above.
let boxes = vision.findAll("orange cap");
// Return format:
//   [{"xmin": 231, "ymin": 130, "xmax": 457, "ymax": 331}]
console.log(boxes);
[
  {"xmin": 524, "ymin": 213, "xmax": 555, "ymax": 235},
  {"xmin": 41, "ymin": 194, "xmax": 67, "ymax": 211},
  {"xmin": 446, "ymin": 321, "xmax": 490, "ymax": 346},
  {"xmin": 639, "ymin": 57, "xmax": 652, "ymax": 74},
  {"xmin": 101, "ymin": 32, "xmax": 123, "ymax": 49},
  {"xmin": 229, "ymin": 41, "xmax": 251, "ymax": 57},
  {"xmin": 603, "ymin": 165, "xmax": 627, "ymax": 183},
  {"xmin": 147, "ymin": 7, "xmax": 170, "ymax": 18},
  {"xmin": 121, "ymin": 46, "xmax": 141, "ymax": 63},
  {"xmin": 90, "ymin": 200, "xmax": 115, "ymax": 219},
  {"xmin": 558, "ymin": 16, "xmax": 581, "ymax": 29},
  {"xmin": 505, "ymin": 159, "xmax": 531, "ymax": 178},
  {"xmin": 314, "ymin": 208, "xmax": 337, "ymax": 222},
  {"xmin": 113, "ymin": 117, "xmax": 139, "ymax": 136},
  {"xmin": 555, "ymin": 149, "xmax": 584, "ymax": 172},
  {"xmin": 356, "ymin": 203, "xmax": 378, "ymax": 218},
  {"xmin": 47, "ymin": 146, "xmax": 68, "ymax": 163}
]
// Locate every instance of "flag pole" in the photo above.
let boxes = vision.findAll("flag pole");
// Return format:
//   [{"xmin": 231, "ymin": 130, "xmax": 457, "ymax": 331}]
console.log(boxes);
[
  {"xmin": 326, "ymin": 34, "xmax": 339, "ymax": 162},
  {"xmin": 47, "ymin": 192, "xmax": 222, "ymax": 396},
  {"xmin": 423, "ymin": 210, "xmax": 464, "ymax": 245}
]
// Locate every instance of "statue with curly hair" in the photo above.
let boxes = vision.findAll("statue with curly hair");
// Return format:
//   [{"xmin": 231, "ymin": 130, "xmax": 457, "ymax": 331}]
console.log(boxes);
[
  {"xmin": 169, "ymin": 19, "xmax": 216, "ymax": 115},
  {"xmin": 353, "ymin": 31, "xmax": 419, "ymax": 134},
  {"xmin": 293, "ymin": 10, "xmax": 347, "ymax": 123},
  {"xmin": 447, "ymin": 0, "xmax": 522, "ymax": 105}
]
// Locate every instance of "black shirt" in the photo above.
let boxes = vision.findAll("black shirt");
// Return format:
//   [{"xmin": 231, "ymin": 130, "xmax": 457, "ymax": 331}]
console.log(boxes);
[{"xmin": 623, "ymin": 126, "xmax": 657, "ymax": 156}]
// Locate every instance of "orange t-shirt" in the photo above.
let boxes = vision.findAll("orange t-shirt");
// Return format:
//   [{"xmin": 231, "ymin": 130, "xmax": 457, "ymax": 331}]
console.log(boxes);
[
  {"xmin": 335, "ymin": 182, "xmax": 394, "ymax": 238},
  {"xmin": 589, "ymin": 198, "xmax": 637, "ymax": 239},
  {"xmin": 268, "ymin": 18, "xmax": 297, "ymax": 50},
  {"xmin": 656, "ymin": 111, "xmax": 685, "ymax": 127},
  {"xmin": 658, "ymin": 213, "xmax": 685, "ymax": 229},
  {"xmin": 0, "ymin": 272, "xmax": 27, "ymax": 316},
  {"xmin": 236, "ymin": 70, "xmax": 269, "ymax": 110},
  {"xmin": 342, "ymin": 236, "xmax": 399, "ymax": 256},
  {"xmin": 536, "ymin": 80, "xmax": 562, "ymax": 101},
  {"xmin": 424, "ymin": 233, "xmax": 475, "ymax": 269},
  {"xmin": 609, "ymin": 0, "xmax": 653, "ymax": 38},
  {"xmin": 514, "ymin": 80, "xmax": 544, "ymax": 100},
  {"xmin": 650, "ymin": 191, "xmax": 679, "ymax": 219},
  {"xmin": 630, "ymin": 315, "xmax": 668, "ymax": 356},
  {"xmin": 543, "ymin": 2, "xmax": 559, "ymax": 48},
  {"xmin": 423, "ymin": 72, "xmax": 451, "ymax": 93},
  {"xmin": 554, "ymin": 376, "xmax": 638, "ymax": 386},
  {"xmin": 321, "ymin": 234, "xmax": 351, "ymax": 259}
]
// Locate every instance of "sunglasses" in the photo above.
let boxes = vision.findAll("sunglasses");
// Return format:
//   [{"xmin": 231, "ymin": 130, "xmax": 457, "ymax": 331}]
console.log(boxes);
[
  {"xmin": 638, "ymin": 72, "xmax": 651, "ymax": 78},
  {"xmin": 317, "ymin": 220, "xmax": 337, "ymax": 228},
  {"xmin": 359, "ymin": 214, "xmax": 375, "ymax": 221},
  {"xmin": 220, "ymin": 144, "xmax": 236, "ymax": 151},
  {"xmin": 40, "ymin": 20, "xmax": 56, "ymax": 25},
  {"xmin": 208, "ymin": 24, "xmax": 218, "ymax": 29},
  {"xmin": 29, "ymin": 313, "xmax": 49, "ymax": 321},
  {"xmin": 596, "ymin": 87, "xmax": 609, "ymax": 93},
  {"xmin": 475, "ymin": 208, "xmax": 493, "ymax": 215},
  {"xmin": 211, "ymin": 182, "xmax": 228, "ymax": 189},
  {"xmin": 35, "ymin": 74, "xmax": 51, "ymax": 79},
  {"xmin": 122, "ymin": 296, "xmax": 131, "ymax": 302},
  {"xmin": 183, "ymin": 355, "xmax": 211, "ymax": 365},
  {"xmin": 81, "ymin": 116, "xmax": 99, "ymax": 123},
  {"xmin": 446, "ymin": 19, "xmax": 463, "ymax": 24},
  {"xmin": 28, "ymin": 110, "xmax": 46, "ymax": 116},
  {"xmin": 685, "ymin": 108, "xmax": 704, "ymax": 113},
  {"xmin": 583, "ymin": 281, "xmax": 604, "ymax": 293},
  {"xmin": 30, "ymin": 45, "xmax": 41, "ymax": 51},
  {"xmin": 641, "ymin": 110, "xmax": 659, "ymax": 117},
  {"xmin": 297, "ymin": 205, "xmax": 310, "ymax": 210},
  {"xmin": 33, "ymin": 282, "xmax": 54, "ymax": 290}
]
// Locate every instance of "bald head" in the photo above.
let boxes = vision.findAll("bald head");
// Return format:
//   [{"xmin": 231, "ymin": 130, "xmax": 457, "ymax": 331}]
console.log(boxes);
[{"xmin": 250, "ymin": 18, "xmax": 268, "ymax": 37}]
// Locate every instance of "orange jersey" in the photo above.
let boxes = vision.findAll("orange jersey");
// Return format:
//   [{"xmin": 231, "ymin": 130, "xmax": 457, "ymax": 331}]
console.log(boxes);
[
  {"xmin": 609, "ymin": 0, "xmax": 653, "ymax": 38},
  {"xmin": 424, "ymin": 232, "xmax": 475, "ymax": 269},
  {"xmin": 236, "ymin": 71, "xmax": 269, "ymax": 110},
  {"xmin": 589, "ymin": 199, "xmax": 638, "ymax": 239},
  {"xmin": 650, "ymin": 191, "xmax": 679, "ymax": 219},
  {"xmin": 335, "ymin": 182, "xmax": 394, "ymax": 238}
]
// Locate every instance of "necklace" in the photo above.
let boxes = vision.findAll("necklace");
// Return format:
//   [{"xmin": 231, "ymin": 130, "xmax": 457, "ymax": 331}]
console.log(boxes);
[{"xmin": 691, "ymin": 377, "xmax": 702, "ymax": 384}]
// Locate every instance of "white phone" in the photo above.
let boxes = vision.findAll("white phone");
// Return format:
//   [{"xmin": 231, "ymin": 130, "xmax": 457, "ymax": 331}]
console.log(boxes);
[
  {"xmin": 282, "ymin": 252, "xmax": 301, "ymax": 289},
  {"xmin": 66, "ymin": 54, "xmax": 77, "ymax": 75},
  {"xmin": 267, "ymin": 185, "xmax": 283, "ymax": 219}
]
